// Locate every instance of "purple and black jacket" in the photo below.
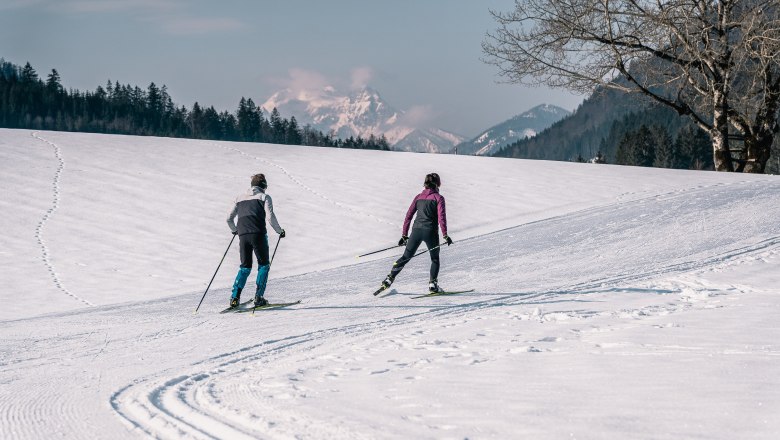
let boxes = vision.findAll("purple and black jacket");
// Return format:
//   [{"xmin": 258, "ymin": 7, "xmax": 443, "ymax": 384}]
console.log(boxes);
[{"xmin": 402, "ymin": 187, "xmax": 447, "ymax": 236}]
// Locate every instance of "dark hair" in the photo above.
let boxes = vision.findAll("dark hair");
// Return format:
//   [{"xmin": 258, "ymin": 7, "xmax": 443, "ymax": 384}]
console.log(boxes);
[
  {"xmin": 424, "ymin": 173, "xmax": 441, "ymax": 189},
  {"xmin": 251, "ymin": 173, "xmax": 267, "ymax": 189}
]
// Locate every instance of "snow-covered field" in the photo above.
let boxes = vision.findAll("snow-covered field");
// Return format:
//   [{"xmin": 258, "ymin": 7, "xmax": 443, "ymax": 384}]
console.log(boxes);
[{"xmin": 1, "ymin": 129, "xmax": 779, "ymax": 439}]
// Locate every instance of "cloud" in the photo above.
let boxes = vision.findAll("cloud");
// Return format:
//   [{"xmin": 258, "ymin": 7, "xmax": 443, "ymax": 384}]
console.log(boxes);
[
  {"xmin": 0, "ymin": 0, "xmax": 38, "ymax": 10},
  {"xmin": 55, "ymin": 0, "xmax": 179, "ymax": 13},
  {"xmin": 399, "ymin": 105, "xmax": 435, "ymax": 129},
  {"xmin": 27, "ymin": 0, "xmax": 244, "ymax": 35},
  {"xmin": 350, "ymin": 67, "xmax": 373, "ymax": 90},
  {"xmin": 264, "ymin": 68, "xmax": 333, "ymax": 102},
  {"xmin": 287, "ymin": 68, "xmax": 330, "ymax": 92},
  {"xmin": 158, "ymin": 17, "xmax": 245, "ymax": 36}
]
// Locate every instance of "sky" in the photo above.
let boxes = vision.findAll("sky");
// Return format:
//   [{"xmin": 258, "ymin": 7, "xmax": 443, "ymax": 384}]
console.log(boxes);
[{"xmin": 0, "ymin": 0, "xmax": 584, "ymax": 137}]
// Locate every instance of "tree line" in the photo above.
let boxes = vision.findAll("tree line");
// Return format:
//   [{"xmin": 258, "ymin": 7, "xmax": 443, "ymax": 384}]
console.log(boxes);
[
  {"xmin": 614, "ymin": 125, "xmax": 712, "ymax": 170},
  {"xmin": 0, "ymin": 59, "xmax": 390, "ymax": 151},
  {"xmin": 495, "ymin": 95, "xmax": 710, "ymax": 167}
]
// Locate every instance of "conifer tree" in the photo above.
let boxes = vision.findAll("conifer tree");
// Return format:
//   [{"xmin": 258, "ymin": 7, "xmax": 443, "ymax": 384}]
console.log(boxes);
[{"xmin": 652, "ymin": 126, "xmax": 676, "ymax": 168}]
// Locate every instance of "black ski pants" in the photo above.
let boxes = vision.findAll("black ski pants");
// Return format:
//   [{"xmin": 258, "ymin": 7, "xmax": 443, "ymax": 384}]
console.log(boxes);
[
  {"xmin": 390, "ymin": 227, "xmax": 440, "ymax": 281},
  {"xmin": 239, "ymin": 233, "xmax": 269, "ymax": 268}
]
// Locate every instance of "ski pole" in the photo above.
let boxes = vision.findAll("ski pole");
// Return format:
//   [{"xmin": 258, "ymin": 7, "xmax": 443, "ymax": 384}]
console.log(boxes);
[
  {"xmin": 391, "ymin": 243, "xmax": 449, "ymax": 270},
  {"xmin": 356, "ymin": 243, "xmax": 402, "ymax": 258},
  {"xmin": 412, "ymin": 244, "xmax": 444, "ymax": 259},
  {"xmin": 195, "ymin": 233, "xmax": 237, "ymax": 313},
  {"xmin": 254, "ymin": 236, "xmax": 282, "ymax": 316},
  {"xmin": 270, "ymin": 235, "xmax": 281, "ymax": 264}
]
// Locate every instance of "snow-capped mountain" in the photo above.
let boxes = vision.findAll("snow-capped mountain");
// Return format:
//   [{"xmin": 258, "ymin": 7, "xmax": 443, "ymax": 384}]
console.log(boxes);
[
  {"xmin": 262, "ymin": 86, "xmax": 464, "ymax": 153},
  {"xmin": 393, "ymin": 128, "xmax": 466, "ymax": 154},
  {"xmin": 454, "ymin": 104, "xmax": 571, "ymax": 156}
]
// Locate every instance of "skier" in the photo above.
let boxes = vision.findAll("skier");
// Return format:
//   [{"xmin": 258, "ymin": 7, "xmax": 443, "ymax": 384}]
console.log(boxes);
[
  {"xmin": 378, "ymin": 172, "xmax": 453, "ymax": 294},
  {"xmin": 227, "ymin": 173, "xmax": 285, "ymax": 308}
]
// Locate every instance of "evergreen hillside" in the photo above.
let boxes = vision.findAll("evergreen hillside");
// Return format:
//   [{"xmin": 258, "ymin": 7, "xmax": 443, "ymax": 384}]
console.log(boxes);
[
  {"xmin": 0, "ymin": 58, "xmax": 390, "ymax": 151},
  {"xmin": 494, "ymin": 84, "xmax": 780, "ymax": 173}
]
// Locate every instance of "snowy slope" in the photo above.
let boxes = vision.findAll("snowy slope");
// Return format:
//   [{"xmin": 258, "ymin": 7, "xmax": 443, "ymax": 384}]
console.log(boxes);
[
  {"xmin": 262, "ymin": 86, "xmax": 464, "ymax": 152},
  {"xmin": 1, "ymin": 129, "xmax": 780, "ymax": 439}
]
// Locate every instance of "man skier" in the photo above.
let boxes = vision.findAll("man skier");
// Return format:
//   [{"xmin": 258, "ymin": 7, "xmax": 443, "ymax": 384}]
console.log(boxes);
[
  {"xmin": 227, "ymin": 173, "xmax": 285, "ymax": 308},
  {"xmin": 377, "ymin": 172, "xmax": 453, "ymax": 294}
]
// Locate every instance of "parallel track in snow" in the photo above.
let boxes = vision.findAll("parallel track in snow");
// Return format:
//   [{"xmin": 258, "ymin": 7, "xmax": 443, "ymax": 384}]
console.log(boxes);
[{"xmin": 107, "ymin": 179, "xmax": 780, "ymax": 439}]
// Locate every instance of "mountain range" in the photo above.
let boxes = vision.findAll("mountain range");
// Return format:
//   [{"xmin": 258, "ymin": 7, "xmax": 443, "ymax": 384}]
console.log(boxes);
[
  {"xmin": 453, "ymin": 104, "xmax": 571, "ymax": 155},
  {"xmin": 262, "ymin": 85, "xmax": 572, "ymax": 155},
  {"xmin": 262, "ymin": 86, "xmax": 465, "ymax": 153}
]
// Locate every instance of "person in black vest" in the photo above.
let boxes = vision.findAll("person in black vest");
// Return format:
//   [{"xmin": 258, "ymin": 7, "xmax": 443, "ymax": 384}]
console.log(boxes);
[{"xmin": 227, "ymin": 173, "xmax": 285, "ymax": 308}]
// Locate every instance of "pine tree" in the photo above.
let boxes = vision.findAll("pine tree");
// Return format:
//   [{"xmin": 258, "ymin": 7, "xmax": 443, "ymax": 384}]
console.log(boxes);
[
  {"xmin": 270, "ymin": 107, "xmax": 283, "ymax": 143},
  {"xmin": 46, "ymin": 69, "xmax": 63, "ymax": 94},
  {"xmin": 676, "ymin": 126, "xmax": 713, "ymax": 170},
  {"xmin": 287, "ymin": 116, "xmax": 302, "ymax": 145},
  {"xmin": 615, "ymin": 132, "xmax": 632, "ymax": 165},
  {"xmin": 652, "ymin": 125, "xmax": 675, "ymax": 168},
  {"xmin": 629, "ymin": 125, "xmax": 656, "ymax": 167},
  {"xmin": 20, "ymin": 62, "xmax": 38, "ymax": 82}
]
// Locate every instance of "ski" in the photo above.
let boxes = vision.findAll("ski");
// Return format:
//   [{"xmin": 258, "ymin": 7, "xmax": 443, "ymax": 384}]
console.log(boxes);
[
  {"xmin": 412, "ymin": 289, "xmax": 475, "ymax": 299},
  {"xmin": 235, "ymin": 300, "xmax": 302, "ymax": 313},
  {"xmin": 219, "ymin": 299, "xmax": 254, "ymax": 314},
  {"xmin": 372, "ymin": 286, "xmax": 389, "ymax": 296}
]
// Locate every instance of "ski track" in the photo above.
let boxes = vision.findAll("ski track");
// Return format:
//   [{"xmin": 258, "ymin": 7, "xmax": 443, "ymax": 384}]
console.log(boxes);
[
  {"xmin": 29, "ymin": 132, "xmax": 94, "ymax": 307},
  {"xmin": 215, "ymin": 143, "xmax": 394, "ymax": 227},
  {"xmin": 0, "ymin": 163, "xmax": 780, "ymax": 439},
  {"xmin": 105, "ymin": 178, "xmax": 780, "ymax": 439}
]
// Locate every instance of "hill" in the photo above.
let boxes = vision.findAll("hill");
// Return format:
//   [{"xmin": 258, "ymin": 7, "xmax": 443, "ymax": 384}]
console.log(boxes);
[{"xmin": 1, "ymin": 129, "xmax": 779, "ymax": 438}]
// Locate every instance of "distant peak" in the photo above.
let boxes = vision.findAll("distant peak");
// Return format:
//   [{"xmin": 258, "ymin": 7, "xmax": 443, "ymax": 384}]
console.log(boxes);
[
  {"xmin": 350, "ymin": 86, "xmax": 381, "ymax": 98},
  {"xmin": 526, "ymin": 104, "xmax": 570, "ymax": 114}
]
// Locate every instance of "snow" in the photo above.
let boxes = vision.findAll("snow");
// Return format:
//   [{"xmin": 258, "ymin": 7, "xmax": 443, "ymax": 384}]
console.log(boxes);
[{"xmin": 2, "ymin": 128, "xmax": 780, "ymax": 439}]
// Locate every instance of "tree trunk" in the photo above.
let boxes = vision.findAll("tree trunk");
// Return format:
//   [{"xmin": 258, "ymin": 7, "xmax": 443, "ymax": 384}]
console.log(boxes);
[
  {"xmin": 712, "ymin": 89, "xmax": 734, "ymax": 172},
  {"xmin": 742, "ymin": 133, "xmax": 774, "ymax": 174}
]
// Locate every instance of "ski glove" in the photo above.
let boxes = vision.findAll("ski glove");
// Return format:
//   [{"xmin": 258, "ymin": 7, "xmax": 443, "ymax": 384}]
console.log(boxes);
[
  {"xmin": 398, "ymin": 236, "xmax": 408, "ymax": 246},
  {"xmin": 231, "ymin": 230, "xmax": 238, "ymax": 235},
  {"xmin": 443, "ymin": 235, "xmax": 453, "ymax": 246},
  {"xmin": 280, "ymin": 229, "xmax": 286, "ymax": 238}
]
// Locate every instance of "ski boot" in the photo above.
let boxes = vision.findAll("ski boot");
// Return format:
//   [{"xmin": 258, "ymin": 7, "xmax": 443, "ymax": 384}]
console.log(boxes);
[
  {"xmin": 254, "ymin": 295, "xmax": 268, "ymax": 308},
  {"xmin": 428, "ymin": 279, "xmax": 444, "ymax": 294},
  {"xmin": 382, "ymin": 274, "xmax": 395, "ymax": 290},
  {"xmin": 373, "ymin": 274, "xmax": 394, "ymax": 296},
  {"xmin": 230, "ymin": 287, "xmax": 242, "ymax": 308}
]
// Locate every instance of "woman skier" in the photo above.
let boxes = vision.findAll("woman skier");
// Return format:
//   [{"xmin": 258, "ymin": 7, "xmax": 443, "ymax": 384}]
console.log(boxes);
[{"xmin": 376, "ymin": 172, "xmax": 453, "ymax": 295}]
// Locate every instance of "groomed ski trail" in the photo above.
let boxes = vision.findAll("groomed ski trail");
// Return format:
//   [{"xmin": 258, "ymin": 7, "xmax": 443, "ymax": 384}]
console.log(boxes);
[{"xmin": 102, "ymin": 179, "xmax": 780, "ymax": 439}]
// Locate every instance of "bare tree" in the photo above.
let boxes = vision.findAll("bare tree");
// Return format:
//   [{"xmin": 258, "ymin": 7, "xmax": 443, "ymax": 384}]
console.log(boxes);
[{"xmin": 483, "ymin": 0, "xmax": 780, "ymax": 172}]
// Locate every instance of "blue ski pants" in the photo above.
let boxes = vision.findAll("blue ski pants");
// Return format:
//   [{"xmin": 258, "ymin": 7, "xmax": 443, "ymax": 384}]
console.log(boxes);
[{"xmin": 231, "ymin": 233, "xmax": 270, "ymax": 299}]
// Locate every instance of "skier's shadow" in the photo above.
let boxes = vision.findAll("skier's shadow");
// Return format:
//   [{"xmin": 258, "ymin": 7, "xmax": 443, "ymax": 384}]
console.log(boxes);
[{"xmin": 378, "ymin": 289, "xmax": 403, "ymax": 298}]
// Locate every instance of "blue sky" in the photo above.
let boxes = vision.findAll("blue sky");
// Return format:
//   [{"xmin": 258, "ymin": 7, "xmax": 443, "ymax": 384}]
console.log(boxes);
[{"xmin": 1, "ymin": 0, "xmax": 583, "ymax": 137}]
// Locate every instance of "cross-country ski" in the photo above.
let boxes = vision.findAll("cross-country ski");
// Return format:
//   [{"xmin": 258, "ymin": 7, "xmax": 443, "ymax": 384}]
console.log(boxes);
[
  {"xmin": 234, "ymin": 300, "xmax": 302, "ymax": 313},
  {"xmin": 219, "ymin": 299, "xmax": 254, "ymax": 314},
  {"xmin": 411, "ymin": 289, "xmax": 475, "ymax": 299}
]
